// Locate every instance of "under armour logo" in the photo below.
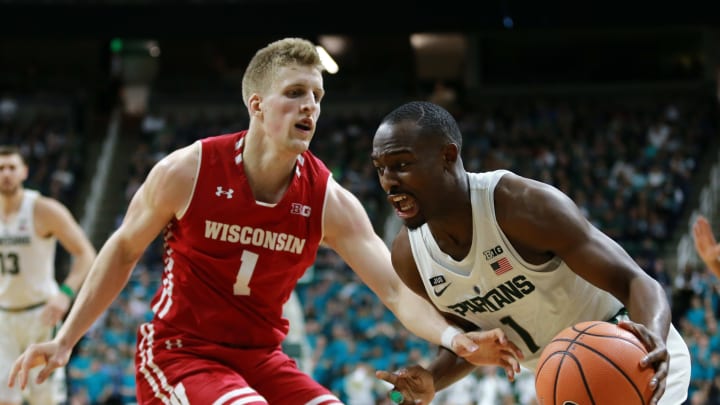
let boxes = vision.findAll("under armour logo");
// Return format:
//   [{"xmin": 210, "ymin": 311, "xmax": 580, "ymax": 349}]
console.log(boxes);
[
  {"xmin": 216, "ymin": 186, "xmax": 234, "ymax": 199},
  {"xmin": 165, "ymin": 339, "xmax": 183, "ymax": 350}
]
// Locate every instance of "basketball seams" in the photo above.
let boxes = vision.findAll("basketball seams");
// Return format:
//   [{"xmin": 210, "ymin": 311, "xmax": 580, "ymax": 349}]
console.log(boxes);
[
  {"xmin": 536, "ymin": 321, "xmax": 654, "ymax": 405},
  {"xmin": 572, "ymin": 321, "xmax": 646, "ymax": 349},
  {"xmin": 547, "ymin": 351, "xmax": 597, "ymax": 405},
  {"xmin": 551, "ymin": 335, "xmax": 647, "ymax": 354},
  {"xmin": 553, "ymin": 339, "xmax": 648, "ymax": 404}
]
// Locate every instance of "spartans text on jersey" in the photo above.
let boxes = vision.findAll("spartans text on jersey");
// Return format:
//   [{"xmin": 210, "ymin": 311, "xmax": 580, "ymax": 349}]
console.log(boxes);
[
  {"xmin": 0, "ymin": 236, "xmax": 30, "ymax": 245},
  {"xmin": 447, "ymin": 275, "xmax": 535, "ymax": 317}
]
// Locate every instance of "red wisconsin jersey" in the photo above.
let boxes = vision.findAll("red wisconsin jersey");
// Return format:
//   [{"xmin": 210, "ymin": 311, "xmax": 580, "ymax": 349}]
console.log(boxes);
[{"xmin": 149, "ymin": 131, "xmax": 330, "ymax": 348}]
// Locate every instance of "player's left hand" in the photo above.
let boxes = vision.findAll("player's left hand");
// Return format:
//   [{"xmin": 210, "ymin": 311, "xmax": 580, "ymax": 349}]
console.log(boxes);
[
  {"xmin": 40, "ymin": 293, "xmax": 71, "ymax": 326},
  {"xmin": 376, "ymin": 365, "xmax": 434, "ymax": 405},
  {"xmin": 618, "ymin": 320, "xmax": 668, "ymax": 405},
  {"xmin": 455, "ymin": 328, "xmax": 524, "ymax": 381}
]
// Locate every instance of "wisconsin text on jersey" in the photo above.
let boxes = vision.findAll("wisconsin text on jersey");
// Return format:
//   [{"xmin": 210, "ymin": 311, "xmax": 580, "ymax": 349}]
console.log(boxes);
[
  {"xmin": 446, "ymin": 275, "xmax": 536, "ymax": 317},
  {"xmin": 204, "ymin": 220, "xmax": 307, "ymax": 254}
]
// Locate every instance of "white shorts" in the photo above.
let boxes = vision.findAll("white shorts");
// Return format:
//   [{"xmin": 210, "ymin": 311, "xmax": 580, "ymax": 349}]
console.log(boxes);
[
  {"xmin": 660, "ymin": 323, "xmax": 691, "ymax": 405},
  {"xmin": 0, "ymin": 306, "xmax": 67, "ymax": 404}
]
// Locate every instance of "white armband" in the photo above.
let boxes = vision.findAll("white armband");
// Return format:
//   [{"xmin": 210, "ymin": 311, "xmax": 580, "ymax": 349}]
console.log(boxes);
[{"xmin": 441, "ymin": 326, "xmax": 462, "ymax": 351}]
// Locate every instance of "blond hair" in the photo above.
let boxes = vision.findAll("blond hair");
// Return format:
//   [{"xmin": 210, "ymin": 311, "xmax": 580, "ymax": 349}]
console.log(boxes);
[{"xmin": 241, "ymin": 37, "xmax": 324, "ymax": 108}]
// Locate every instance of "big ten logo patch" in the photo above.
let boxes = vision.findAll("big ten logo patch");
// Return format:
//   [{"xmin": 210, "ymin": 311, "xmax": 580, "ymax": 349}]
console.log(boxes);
[
  {"xmin": 290, "ymin": 203, "xmax": 311, "ymax": 217},
  {"xmin": 483, "ymin": 245, "xmax": 504, "ymax": 260}
]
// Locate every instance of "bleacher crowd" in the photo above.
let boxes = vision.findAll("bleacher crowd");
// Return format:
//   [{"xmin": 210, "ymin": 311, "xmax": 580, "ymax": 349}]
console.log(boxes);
[{"xmin": 2, "ymin": 92, "xmax": 718, "ymax": 404}]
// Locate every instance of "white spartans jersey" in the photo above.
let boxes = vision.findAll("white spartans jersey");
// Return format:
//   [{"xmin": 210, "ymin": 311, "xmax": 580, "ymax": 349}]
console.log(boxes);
[
  {"xmin": 408, "ymin": 170, "xmax": 624, "ymax": 370},
  {"xmin": 0, "ymin": 189, "xmax": 58, "ymax": 308}
]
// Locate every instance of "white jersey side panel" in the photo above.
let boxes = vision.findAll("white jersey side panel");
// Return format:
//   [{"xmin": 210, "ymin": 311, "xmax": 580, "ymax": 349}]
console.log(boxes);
[
  {"xmin": 408, "ymin": 170, "xmax": 623, "ymax": 370},
  {"xmin": 0, "ymin": 190, "xmax": 58, "ymax": 308}
]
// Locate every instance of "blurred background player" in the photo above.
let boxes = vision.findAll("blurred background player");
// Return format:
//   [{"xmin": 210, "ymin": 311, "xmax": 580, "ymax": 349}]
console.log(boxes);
[{"xmin": 0, "ymin": 145, "xmax": 96, "ymax": 405}]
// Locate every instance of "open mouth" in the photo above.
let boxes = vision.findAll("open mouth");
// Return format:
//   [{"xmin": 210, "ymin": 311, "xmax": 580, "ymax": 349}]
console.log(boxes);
[
  {"xmin": 389, "ymin": 193, "xmax": 420, "ymax": 219},
  {"xmin": 296, "ymin": 118, "xmax": 313, "ymax": 132}
]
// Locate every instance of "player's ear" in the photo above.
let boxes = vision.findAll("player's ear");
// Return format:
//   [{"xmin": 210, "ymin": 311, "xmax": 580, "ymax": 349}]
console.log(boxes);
[
  {"xmin": 19, "ymin": 160, "xmax": 29, "ymax": 181},
  {"xmin": 249, "ymin": 95, "xmax": 262, "ymax": 116},
  {"xmin": 442, "ymin": 143, "xmax": 460, "ymax": 164}
]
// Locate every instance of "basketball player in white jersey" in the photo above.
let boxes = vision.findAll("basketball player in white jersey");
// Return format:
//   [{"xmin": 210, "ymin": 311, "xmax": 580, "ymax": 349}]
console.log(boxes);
[
  {"xmin": 0, "ymin": 146, "xmax": 96, "ymax": 405},
  {"xmin": 370, "ymin": 102, "xmax": 691, "ymax": 405}
]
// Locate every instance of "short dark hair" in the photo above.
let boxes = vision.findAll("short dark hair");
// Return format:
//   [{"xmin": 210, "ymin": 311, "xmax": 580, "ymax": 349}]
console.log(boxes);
[
  {"xmin": 0, "ymin": 145, "xmax": 25, "ymax": 164},
  {"xmin": 379, "ymin": 101, "xmax": 463, "ymax": 150}
]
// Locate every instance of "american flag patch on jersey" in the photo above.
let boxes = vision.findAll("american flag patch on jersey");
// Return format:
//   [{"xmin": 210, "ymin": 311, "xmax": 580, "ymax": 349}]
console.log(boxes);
[{"xmin": 491, "ymin": 257, "xmax": 513, "ymax": 275}]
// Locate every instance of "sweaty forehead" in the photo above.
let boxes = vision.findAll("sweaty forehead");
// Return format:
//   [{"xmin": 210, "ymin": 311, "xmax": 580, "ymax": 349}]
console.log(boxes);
[{"xmin": 373, "ymin": 120, "xmax": 422, "ymax": 148}]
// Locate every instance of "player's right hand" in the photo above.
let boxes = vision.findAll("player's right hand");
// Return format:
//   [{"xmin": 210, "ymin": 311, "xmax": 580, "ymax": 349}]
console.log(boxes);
[
  {"xmin": 455, "ymin": 328, "xmax": 524, "ymax": 381},
  {"xmin": 376, "ymin": 365, "xmax": 434, "ymax": 405},
  {"xmin": 7, "ymin": 340, "xmax": 69, "ymax": 390},
  {"xmin": 618, "ymin": 320, "xmax": 668, "ymax": 405}
]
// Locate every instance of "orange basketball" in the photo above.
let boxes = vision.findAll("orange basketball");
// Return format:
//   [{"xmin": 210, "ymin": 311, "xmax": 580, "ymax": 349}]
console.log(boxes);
[{"xmin": 535, "ymin": 321, "xmax": 655, "ymax": 405}]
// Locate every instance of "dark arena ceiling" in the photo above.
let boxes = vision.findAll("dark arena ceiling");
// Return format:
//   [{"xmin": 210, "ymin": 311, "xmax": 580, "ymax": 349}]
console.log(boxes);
[{"xmin": 0, "ymin": 0, "xmax": 718, "ymax": 37}]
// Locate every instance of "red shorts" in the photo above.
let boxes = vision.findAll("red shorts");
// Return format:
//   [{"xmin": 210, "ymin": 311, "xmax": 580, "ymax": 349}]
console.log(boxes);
[{"xmin": 134, "ymin": 322, "xmax": 343, "ymax": 405}]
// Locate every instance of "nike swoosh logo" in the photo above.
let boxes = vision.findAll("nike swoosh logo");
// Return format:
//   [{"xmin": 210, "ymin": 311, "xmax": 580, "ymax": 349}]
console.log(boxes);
[{"xmin": 433, "ymin": 283, "xmax": 452, "ymax": 297}]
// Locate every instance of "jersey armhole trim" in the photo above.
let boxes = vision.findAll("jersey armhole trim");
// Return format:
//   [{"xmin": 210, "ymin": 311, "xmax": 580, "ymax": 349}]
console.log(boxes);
[
  {"xmin": 319, "ymin": 174, "xmax": 332, "ymax": 245},
  {"xmin": 176, "ymin": 141, "xmax": 202, "ymax": 220}
]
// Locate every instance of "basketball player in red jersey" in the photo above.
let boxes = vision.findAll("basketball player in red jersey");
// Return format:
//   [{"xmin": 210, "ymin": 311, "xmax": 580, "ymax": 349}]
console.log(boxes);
[{"xmin": 7, "ymin": 38, "xmax": 521, "ymax": 404}]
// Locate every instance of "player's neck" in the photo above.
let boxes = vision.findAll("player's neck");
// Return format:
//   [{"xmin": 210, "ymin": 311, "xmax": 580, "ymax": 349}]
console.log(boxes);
[
  {"xmin": 428, "ymin": 207, "xmax": 474, "ymax": 260},
  {"xmin": 427, "ymin": 186, "xmax": 474, "ymax": 260},
  {"xmin": 241, "ymin": 136, "xmax": 297, "ymax": 204}
]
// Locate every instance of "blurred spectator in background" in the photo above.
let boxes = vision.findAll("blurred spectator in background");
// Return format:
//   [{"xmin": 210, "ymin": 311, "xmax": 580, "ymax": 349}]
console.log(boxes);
[
  {"xmin": 0, "ymin": 95, "xmax": 18, "ymax": 124},
  {"xmin": 0, "ymin": 145, "xmax": 96, "ymax": 405}
]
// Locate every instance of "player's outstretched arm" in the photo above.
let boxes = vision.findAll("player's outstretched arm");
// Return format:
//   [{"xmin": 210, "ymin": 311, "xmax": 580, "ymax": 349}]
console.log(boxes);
[{"xmin": 321, "ymin": 178, "xmax": 478, "ymax": 353}]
